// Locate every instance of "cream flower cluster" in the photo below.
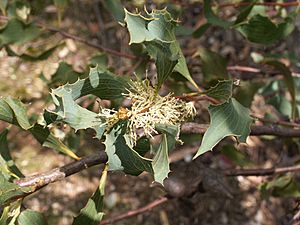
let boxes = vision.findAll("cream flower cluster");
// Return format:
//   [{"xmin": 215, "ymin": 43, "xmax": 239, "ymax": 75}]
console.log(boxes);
[{"xmin": 102, "ymin": 80, "xmax": 196, "ymax": 146}]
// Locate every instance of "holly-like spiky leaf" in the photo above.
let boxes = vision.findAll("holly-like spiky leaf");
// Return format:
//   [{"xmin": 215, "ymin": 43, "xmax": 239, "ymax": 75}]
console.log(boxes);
[
  {"xmin": 124, "ymin": 9, "xmax": 199, "ymax": 89},
  {"xmin": 194, "ymin": 98, "xmax": 252, "ymax": 158},
  {"xmin": 203, "ymin": 80, "xmax": 233, "ymax": 104},
  {"xmin": 0, "ymin": 97, "xmax": 78, "ymax": 159},
  {"xmin": 72, "ymin": 166, "xmax": 107, "ymax": 225},
  {"xmin": 104, "ymin": 122, "xmax": 153, "ymax": 176},
  {"xmin": 49, "ymin": 66, "xmax": 129, "ymax": 139}
]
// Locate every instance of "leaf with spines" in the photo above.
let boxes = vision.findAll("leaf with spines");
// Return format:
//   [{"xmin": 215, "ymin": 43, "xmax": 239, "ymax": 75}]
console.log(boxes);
[
  {"xmin": 237, "ymin": 15, "xmax": 294, "ymax": 45},
  {"xmin": 0, "ymin": 97, "xmax": 79, "ymax": 159},
  {"xmin": 203, "ymin": 80, "xmax": 233, "ymax": 104},
  {"xmin": 124, "ymin": 8, "xmax": 199, "ymax": 90},
  {"xmin": 72, "ymin": 166, "xmax": 107, "ymax": 225},
  {"xmin": 49, "ymin": 66, "xmax": 129, "ymax": 139},
  {"xmin": 194, "ymin": 98, "xmax": 252, "ymax": 158},
  {"xmin": 152, "ymin": 124, "xmax": 180, "ymax": 184},
  {"xmin": 0, "ymin": 129, "xmax": 23, "ymax": 180},
  {"xmin": 104, "ymin": 122, "xmax": 153, "ymax": 176}
]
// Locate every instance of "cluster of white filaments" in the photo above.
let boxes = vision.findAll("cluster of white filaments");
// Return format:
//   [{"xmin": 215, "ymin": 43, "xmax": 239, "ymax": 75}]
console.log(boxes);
[{"xmin": 104, "ymin": 80, "xmax": 196, "ymax": 146}]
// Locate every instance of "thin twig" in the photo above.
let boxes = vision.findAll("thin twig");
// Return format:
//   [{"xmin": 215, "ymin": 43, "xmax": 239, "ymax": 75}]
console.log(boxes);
[
  {"xmin": 100, "ymin": 197, "xmax": 169, "ymax": 225},
  {"xmin": 0, "ymin": 15, "xmax": 137, "ymax": 60},
  {"xmin": 225, "ymin": 164, "xmax": 300, "ymax": 176},
  {"xmin": 181, "ymin": 123, "xmax": 300, "ymax": 137},
  {"xmin": 219, "ymin": 1, "xmax": 300, "ymax": 8}
]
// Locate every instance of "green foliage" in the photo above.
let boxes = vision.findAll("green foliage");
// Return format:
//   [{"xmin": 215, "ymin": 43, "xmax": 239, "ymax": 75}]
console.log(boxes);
[
  {"xmin": 0, "ymin": 0, "xmax": 300, "ymax": 222},
  {"xmin": 17, "ymin": 210, "xmax": 48, "ymax": 225},
  {"xmin": 260, "ymin": 175, "xmax": 300, "ymax": 198},
  {"xmin": 203, "ymin": 80, "xmax": 233, "ymax": 104},
  {"xmin": 124, "ymin": 8, "xmax": 199, "ymax": 89},
  {"xmin": 196, "ymin": 48, "xmax": 229, "ymax": 83},
  {"xmin": 237, "ymin": 15, "xmax": 294, "ymax": 45},
  {"xmin": 72, "ymin": 166, "xmax": 107, "ymax": 225},
  {"xmin": 104, "ymin": 122, "xmax": 153, "ymax": 176},
  {"xmin": 194, "ymin": 98, "xmax": 252, "ymax": 158},
  {"xmin": 0, "ymin": 97, "xmax": 79, "ymax": 159},
  {"xmin": 0, "ymin": 19, "xmax": 41, "ymax": 48}
]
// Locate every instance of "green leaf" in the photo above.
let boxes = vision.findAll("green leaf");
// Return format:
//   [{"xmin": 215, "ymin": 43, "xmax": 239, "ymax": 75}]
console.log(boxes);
[
  {"xmin": 0, "ymin": 97, "xmax": 31, "ymax": 130},
  {"xmin": 51, "ymin": 66, "xmax": 128, "ymax": 100},
  {"xmin": 264, "ymin": 59, "xmax": 296, "ymax": 120},
  {"xmin": 193, "ymin": 23, "xmax": 211, "ymax": 38},
  {"xmin": 234, "ymin": 3, "xmax": 255, "ymax": 25},
  {"xmin": 49, "ymin": 67, "xmax": 128, "ymax": 138},
  {"xmin": 194, "ymin": 98, "xmax": 252, "ymax": 158},
  {"xmin": 124, "ymin": 8, "xmax": 199, "ymax": 89},
  {"xmin": 104, "ymin": 122, "xmax": 153, "ymax": 176},
  {"xmin": 48, "ymin": 62, "xmax": 83, "ymax": 87},
  {"xmin": 196, "ymin": 48, "xmax": 229, "ymax": 82},
  {"xmin": 237, "ymin": 15, "xmax": 295, "ymax": 45},
  {"xmin": 260, "ymin": 175, "xmax": 300, "ymax": 198},
  {"xmin": 204, "ymin": 0, "xmax": 233, "ymax": 28},
  {"xmin": 147, "ymin": 42, "xmax": 178, "ymax": 89},
  {"xmin": 221, "ymin": 145, "xmax": 251, "ymax": 167},
  {"xmin": 103, "ymin": 0, "xmax": 124, "ymax": 22},
  {"xmin": 234, "ymin": 81, "xmax": 263, "ymax": 108},
  {"xmin": 17, "ymin": 210, "xmax": 48, "ymax": 225},
  {"xmin": 5, "ymin": 44, "xmax": 60, "ymax": 61},
  {"xmin": 152, "ymin": 134, "xmax": 170, "ymax": 184},
  {"xmin": 203, "ymin": 80, "xmax": 233, "ymax": 104},
  {"xmin": 155, "ymin": 123, "xmax": 179, "ymax": 151},
  {"xmin": 0, "ymin": 19, "xmax": 41, "ymax": 48},
  {"xmin": 0, "ymin": 129, "xmax": 23, "ymax": 179},
  {"xmin": 0, "ymin": 174, "xmax": 32, "ymax": 206},
  {"xmin": 0, "ymin": 0, "xmax": 7, "ymax": 15},
  {"xmin": 0, "ymin": 97, "xmax": 79, "ymax": 159},
  {"xmin": 89, "ymin": 53, "xmax": 108, "ymax": 68},
  {"xmin": 29, "ymin": 124, "xmax": 80, "ymax": 160},
  {"xmin": 72, "ymin": 166, "xmax": 107, "ymax": 225}
]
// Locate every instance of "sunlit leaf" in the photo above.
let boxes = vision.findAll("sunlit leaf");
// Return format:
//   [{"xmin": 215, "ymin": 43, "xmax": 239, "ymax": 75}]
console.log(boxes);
[
  {"xmin": 0, "ymin": 174, "xmax": 33, "ymax": 206},
  {"xmin": 72, "ymin": 166, "xmax": 107, "ymax": 225},
  {"xmin": 194, "ymin": 98, "xmax": 252, "ymax": 158},
  {"xmin": 152, "ymin": 134, "xmax": 169, "ymax": 184},
  {"xmin": 0, "ymin": 97, "xmax": 79, "ymax": 159},
  {"xmin": 17, "ymin": 210, "xmax": 48, "ymax": 225},
  {"xmin": 0, "ymin": 19, "xmax": 41, "ymax": 48},
  {"xmin": 124, "ymin": 8, "xmax": 199, "ymax": 89},
  {"xmin": 104, "ymin": 122, "xmax": 153, "ymax": 176},
  {"xmin": 203, "ymin": 80, "xmax": 233, "ymax": 104},
  {"xmin": 0, "ymin": 129, "xmax": 23, "ymax": 179}
]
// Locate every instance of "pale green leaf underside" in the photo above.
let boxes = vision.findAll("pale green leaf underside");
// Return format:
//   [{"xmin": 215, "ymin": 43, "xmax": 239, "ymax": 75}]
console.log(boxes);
[
  {"xmin": 152, "ymin": 134, "xmax": 170, "ymax": 184},
  {"xmin": 72, "ymin": 166, "xmax": 107, "ymax": 225},
  {"xmin": 194, "ymin": 98, "xmax": 252, "ymax": 158},
  {"xmin": 203, "ymin": 80, "xmax": 233, "ymax": 104},
  {"xmin": 124, "ymin": 9, "xmax": 199, "ymax": 89},
  {"xmin": 0, "ymin": 97, "xmax": 78, "ymax": 159},
  {"xmin": 104, "ymin": 122, "xmax": 153, "ymax": 176},
  {"xmin": 17, "ymin": 210, "xmax": 48, "ymax": 225}
]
